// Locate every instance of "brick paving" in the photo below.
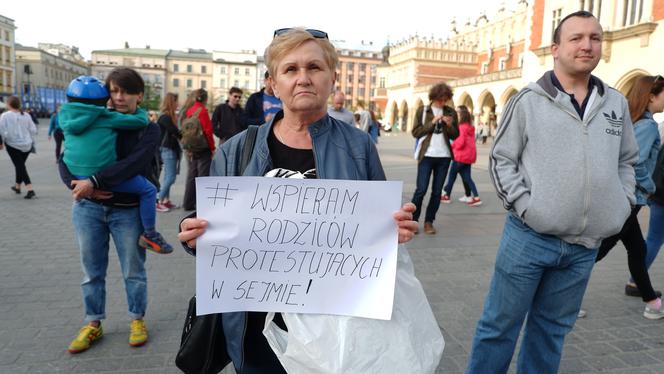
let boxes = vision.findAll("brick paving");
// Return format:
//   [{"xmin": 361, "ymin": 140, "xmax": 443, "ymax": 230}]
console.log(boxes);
[{"xmin": 1, "ymin": 120, "xmax": 664, "ymax": 373}]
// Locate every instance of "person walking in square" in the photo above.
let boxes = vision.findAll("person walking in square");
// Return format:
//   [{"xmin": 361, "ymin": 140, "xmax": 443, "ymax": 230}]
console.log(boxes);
[
  {"xmin": 466, "ymin": 11, "xmax": 638, "ymax": 373},
  {"xmin": 0, "ymin": 96, "xmax": 38, "ymax": 199}
]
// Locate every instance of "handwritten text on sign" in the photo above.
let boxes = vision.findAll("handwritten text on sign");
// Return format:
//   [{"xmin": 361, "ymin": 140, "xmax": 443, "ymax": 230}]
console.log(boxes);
[{"xmin": 195, "ymin": 177, "xmax": 402, "ymax": 320}]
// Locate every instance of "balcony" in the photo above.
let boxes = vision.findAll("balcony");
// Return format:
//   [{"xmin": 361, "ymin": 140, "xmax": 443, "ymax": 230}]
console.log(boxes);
[{"xmin": 449, "ymin": 68, "xmax": 522, "ymax": 88}]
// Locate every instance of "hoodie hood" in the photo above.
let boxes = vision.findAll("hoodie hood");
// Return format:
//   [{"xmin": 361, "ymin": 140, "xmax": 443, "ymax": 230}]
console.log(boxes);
[{"xmin": 59, "ymin": 102, "xmax": 108, "ymax": 135}]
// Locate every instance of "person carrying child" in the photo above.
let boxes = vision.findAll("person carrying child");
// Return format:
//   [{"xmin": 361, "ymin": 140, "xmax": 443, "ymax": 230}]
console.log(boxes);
[{"xmin": 59, "ymin": 75, "xmax": 172, "ymax": 254}]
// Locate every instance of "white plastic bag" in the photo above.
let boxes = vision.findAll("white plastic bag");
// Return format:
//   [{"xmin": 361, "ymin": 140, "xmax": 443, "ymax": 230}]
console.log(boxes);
[{"xmin": 263, "ymin": 246, "xmax": 444, "ymax": 374}]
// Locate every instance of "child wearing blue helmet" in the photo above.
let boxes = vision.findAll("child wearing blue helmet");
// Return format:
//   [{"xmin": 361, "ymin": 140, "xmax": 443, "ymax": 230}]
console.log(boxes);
[{"xmin": 59, "ymin": 75, "xmax": 173, "ymax": 254}]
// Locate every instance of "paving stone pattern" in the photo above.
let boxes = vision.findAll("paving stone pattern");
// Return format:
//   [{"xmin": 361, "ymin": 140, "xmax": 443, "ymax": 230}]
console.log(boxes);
[{"xmin": 1, "ymin": 121, "xmax": 664, "ymax": 373}]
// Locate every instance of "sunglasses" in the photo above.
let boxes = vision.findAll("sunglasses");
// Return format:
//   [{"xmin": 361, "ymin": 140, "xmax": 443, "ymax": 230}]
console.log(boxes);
[
  {"xmin": 655, "ymin": 75, "xmax": 663, "ymax": 84},
  {"xmin": 273, "ymin": 28, "xmax": 329, "ymax": 39}
]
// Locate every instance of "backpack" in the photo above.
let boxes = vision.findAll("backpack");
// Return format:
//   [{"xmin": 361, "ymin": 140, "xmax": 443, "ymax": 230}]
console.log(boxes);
[{"xmin": 180, "ymin": 107, "xmax": 209, "ymax": 153}]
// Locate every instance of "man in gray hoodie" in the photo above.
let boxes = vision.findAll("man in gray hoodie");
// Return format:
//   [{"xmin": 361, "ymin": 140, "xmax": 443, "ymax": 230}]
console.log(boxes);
[{"xmin": 466, "ymin": 11, "xmax": 638, "ymax": 374}]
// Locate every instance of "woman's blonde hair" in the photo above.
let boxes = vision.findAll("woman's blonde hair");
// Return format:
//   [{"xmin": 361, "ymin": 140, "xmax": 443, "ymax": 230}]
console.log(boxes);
[
  {"xmin": 159, "ymin": 92, "xmax": 178, "ymax": 123},
  {"xmin": 265, "ymin": 28, "xmax": 338, "ymax": 77}
]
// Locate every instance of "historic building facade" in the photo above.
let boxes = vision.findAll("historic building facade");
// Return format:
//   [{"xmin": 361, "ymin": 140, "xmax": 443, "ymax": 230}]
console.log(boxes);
[
  {"xmin": 166, "ymin": 49, "xmax": 213, "ymax": 107},
  {"xmin": 15, "ymin": 45, "xmax": 89, "ymax": 114},
  {"xmin": 0, "ymin": 15, "xmax": 16, "ymax": 103},
  {"xmin": 211, "ymin": 50, "xmax": 258, "ymax": 106},
  {"xmin": 333, "ymin": 42, "xmax": 383, "ymax": 111},
  {"xmin": 384, "ymin": 0, "xmax": 664, "ymax": 132}
]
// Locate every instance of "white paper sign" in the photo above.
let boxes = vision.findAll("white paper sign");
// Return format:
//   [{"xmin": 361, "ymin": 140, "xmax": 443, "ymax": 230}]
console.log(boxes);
[{"xmin": 194, "ymin": 176, "xmax": 403, "ymax": 320}]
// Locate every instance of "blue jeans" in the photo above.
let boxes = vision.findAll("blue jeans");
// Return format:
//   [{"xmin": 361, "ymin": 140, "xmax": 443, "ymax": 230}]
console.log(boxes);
[
  {"xmin": 159, "ymin": 147, "xmax": 178, "ymax": 201},
  {"xmin": 466, "ymin": 214, "xmax": 597, "ymax": 374},
  {"xmin": 72, "ymin": 199, "xmax": 147, "ymax": 322},
  {"xmin": 110, "ymin": 175, "xmax": 156, "ymax": 232},
  {"xmin": 444, "ymin": 161, "xmax": 478, "ymax": 197},
  {"xmin": 645, "ymin": 200, "xmax": 664, "ymax": 270},
  {"xmin": 411, "ymin": 156, "xmax": 451, "ymax": 223}
]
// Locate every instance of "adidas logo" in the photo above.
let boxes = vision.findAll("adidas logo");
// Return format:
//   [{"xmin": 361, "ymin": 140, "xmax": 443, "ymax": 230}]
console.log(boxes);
[{"xmin": 603, "ymin": 111, "xmax": 623, "ymax": 127}]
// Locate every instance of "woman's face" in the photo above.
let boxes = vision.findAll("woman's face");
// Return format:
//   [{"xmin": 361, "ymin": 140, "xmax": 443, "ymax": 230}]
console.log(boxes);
[
  {"xmin": 271, "ymin": 40, "xmax": 335, "ymax": 116},
  {"xmin": 650, "ymin": 90, "xmax": 664, "ymax": 114},
  {"xmin": 108, "ymin": 81, "xmax": 143, "ymax": 114}
]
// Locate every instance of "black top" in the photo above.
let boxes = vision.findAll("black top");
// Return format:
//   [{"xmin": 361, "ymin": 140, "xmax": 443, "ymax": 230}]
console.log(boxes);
[
  {"xmin": 212, "ymin": 103, "xmax": 246, "ymax": 141},
  {"xmin": 267, "ymin": 126, "xmax": 317, "ymax": 178},
  {"xmin": 158, "ymin": 114, "xmax": 181, "ymax": 151}
]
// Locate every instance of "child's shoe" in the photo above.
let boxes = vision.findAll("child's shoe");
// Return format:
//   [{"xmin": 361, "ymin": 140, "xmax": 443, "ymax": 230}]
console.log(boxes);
[{"xmin": 139, "ymin": 231, "xmax": 173, "ymax": 254}]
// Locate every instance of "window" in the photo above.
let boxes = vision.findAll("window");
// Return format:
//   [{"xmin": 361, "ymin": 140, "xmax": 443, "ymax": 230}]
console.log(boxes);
[
  {"xmin": 173, "ymin": 78, "xmax": 179, "ymax": 87},
  {"xmin": 186, "ymin": 79, "xmax": 192, "ymax": 88},
  {"xmin": 498, "ymin": 57, "xmax": 508, "ymax": 71},
  {"xmin": 359, "ymin": 63, "xmax": 366, "ymax": 72},
  {"xmin": 220, "ymin": 66, "xmax": 226, "ymax": 74},
  {"xmin": 481, "ymin": 62, "xmax": 489, "ymax": 75},
  {"xmin": 623, "ymin": 0, "xmax": 643, "ymax": 26},
  {"xmin": 345, "ymin": 87, "xmax": 352, "ymax": 95},
  {"xmin": 234, "ymin": 80, "xmax": 239, "ymax": 87},
  {"xmin": 234, "ymin": 67, "xmax": 240, "ymax": 75},
  {"xmin": 552, "ymin": 8, "xmax": 563, "ymax": 37},
  {"xmin": 245, "ymin": 68, "xmax": 250, "ymax": 76},
  {"xmin": 201, "ymin": 80, "xmax": 207, "ymax": 89},
  {"xmin": 202, "ymin": 66, "xmax": 207, "ymax": 74},
  {"xmin": 358, "ymin": 75, "xmax": 365, "ymax": 84},
  {"xmin": 518, "ymin": 53, "xmax": 525, "ymax": 68},
  {"xmin": 379, "ymin": 77, "xmax": 386, "ymax": 88},
  {"xmin": 347, "ymin": 75, "xmax": 353, "ymax": 83},
  {"xmin": 346, "ymin": 62, "xmax": 354, "ymax": 71},
  {"xmin": 187, "ymin": 65, "xmax": 193, "ymax": 73},
  {"xmin": 173, "ymin": 64, "xmax": 179, "ymax": 72},
  {"xmin": 358, "ymin": 88, "xmax": 365, "ymax": 97},
  {"xmin": 220, "ymin": 78, "xmax": 225, "ymax": 88}
]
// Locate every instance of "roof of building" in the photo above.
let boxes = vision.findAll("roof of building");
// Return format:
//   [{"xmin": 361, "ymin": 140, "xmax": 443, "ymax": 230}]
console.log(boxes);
[
  {"xmin": 91, "ymin": 48, "xmax": 169, "ymax": 57},
  {"xmin": 332, "ymin": 40, "xmax": 383, "ymax": 53},
  {"xmin": 167, "ymin": 49, "xmax": 212, "ymax": 59}
]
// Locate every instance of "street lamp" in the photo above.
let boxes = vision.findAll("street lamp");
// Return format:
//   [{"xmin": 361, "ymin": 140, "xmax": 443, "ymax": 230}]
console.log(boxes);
[{"xmin": 23, "ymin": 64, "xmax": 33, "ymax": 108}]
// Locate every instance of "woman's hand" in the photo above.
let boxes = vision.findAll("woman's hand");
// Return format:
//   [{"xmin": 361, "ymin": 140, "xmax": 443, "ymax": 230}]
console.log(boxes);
[
  {"xmin": 393, "ymin": 202, "xmax": 418, "ymax": 244},
  {"xmin": 178, "ymin": 218, "xmax": 208, "ymax": 249}
]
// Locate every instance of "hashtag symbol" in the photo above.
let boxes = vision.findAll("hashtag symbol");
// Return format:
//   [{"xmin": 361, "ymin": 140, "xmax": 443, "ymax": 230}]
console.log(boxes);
[{"xmin": 206, "ymin": 183, "xmax": 238, "ymax": 206}]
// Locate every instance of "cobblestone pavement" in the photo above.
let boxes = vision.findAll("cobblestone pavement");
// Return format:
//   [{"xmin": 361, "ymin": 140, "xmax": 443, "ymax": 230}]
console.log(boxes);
[{"xmin": 1, "ymin": 121, "xmax": 664, "ymax": 373}]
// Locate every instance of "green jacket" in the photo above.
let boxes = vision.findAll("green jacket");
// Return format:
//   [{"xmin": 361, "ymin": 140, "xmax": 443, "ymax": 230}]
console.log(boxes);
[{"xmin": 59, "ymin": 102, "xmax": 148, "ymax": 176}]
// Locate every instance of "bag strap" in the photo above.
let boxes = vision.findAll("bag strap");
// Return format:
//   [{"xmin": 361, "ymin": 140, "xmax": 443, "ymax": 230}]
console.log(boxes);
[
  {"xmin": 421, "ymin": 105, "xmax": 428, "ymax": 126},
  {"xmin": 240, "ymin": 125, "xmax": 259, "ymax": 174}
]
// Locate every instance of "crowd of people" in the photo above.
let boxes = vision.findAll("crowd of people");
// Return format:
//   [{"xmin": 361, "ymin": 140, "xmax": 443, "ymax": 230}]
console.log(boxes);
[{"xmin": 1, "ymin": 13, "xmax": 664, "ymax": 374}]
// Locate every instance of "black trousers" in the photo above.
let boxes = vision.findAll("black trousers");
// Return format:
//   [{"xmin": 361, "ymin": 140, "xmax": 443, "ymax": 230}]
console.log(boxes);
[
  {"xmin": 182, "ymin": 153, "xmax": 211, "ymax": 211},
  {"xmin": 54, "ymin": 129, "xmax": 64, "ymax": 161},
  {"xmin": 596, "ymin": 206, "xmax": 656, "ymax": 302},
  {"xmin": 6, "ymin": 144, "xmax": 32, "ymax": 185}
]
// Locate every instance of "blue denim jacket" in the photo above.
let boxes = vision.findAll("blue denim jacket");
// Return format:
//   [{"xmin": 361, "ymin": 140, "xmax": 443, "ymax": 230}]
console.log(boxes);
[
  {"xmin": 206, "ymin": 111, "xmax": 386, "ymax": 372},
  {"xmin": 634, "ymin": 111, "xmax": 661, "ymax": 205}
]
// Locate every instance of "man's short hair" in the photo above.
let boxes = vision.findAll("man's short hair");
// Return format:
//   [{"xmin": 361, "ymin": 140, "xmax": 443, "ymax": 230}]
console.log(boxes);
[
  {"xmin": 105, "ymin": 68, "xmax": 144, "ymax": 94},
  {"xmin": 429, "ymin": 82, "xmax": 453, "ymax": 102},
  {"xmin": 552, "ymin": 11, "xmax": 597, "ymax": 44},
  {"xmin": 229, "ymin": 87, "xmax": 243, "ymax": 96}
]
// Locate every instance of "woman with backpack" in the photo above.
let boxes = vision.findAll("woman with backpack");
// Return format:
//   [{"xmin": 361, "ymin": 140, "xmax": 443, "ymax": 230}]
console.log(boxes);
[
  {"xmin": 156, "ymin": 92, "xmax": 181, "ymax": 212},
  {"xmin": 180, "ymin": 88, "xmax": 215, "ymax": 211}
]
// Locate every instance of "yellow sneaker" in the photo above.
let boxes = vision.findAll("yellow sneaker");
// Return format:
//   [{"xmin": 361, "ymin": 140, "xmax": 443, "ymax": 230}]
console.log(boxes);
[
  {"xmin": 67, "ymin": 323, "xmax": 103, "ymax": 354},
  {"xmin": 129, "ymin": 319, "xmax": 148, "ymax": 347}
]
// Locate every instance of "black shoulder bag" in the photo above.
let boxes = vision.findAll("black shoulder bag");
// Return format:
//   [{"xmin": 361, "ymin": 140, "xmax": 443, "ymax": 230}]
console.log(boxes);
[{"xmin": 175, "ymin": 125, "xmax": 259, "ymax": 374}]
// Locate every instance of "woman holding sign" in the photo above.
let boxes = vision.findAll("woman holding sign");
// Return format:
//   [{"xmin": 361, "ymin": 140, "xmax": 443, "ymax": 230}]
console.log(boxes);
[{"xmin": 178, "ymin": 28, "xmax": 418, "ymax": 373}]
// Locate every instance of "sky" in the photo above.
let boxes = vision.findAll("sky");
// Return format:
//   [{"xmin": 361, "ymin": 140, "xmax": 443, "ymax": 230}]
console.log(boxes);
[{"xmin": 5, "ymin": 0, "xmax": 506, "ymax": 60}]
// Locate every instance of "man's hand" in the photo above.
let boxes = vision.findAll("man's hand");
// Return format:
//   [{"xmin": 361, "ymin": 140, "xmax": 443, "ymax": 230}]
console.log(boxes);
[
  {"xmin": 71, "ymin": 179, "xmax": 95, "ymax": 200},
  {"xmin": 393, "ymin": 202, "xmax": 418, "ymax": 244},
  {"xmin": 178, "ymin": 218, "xmax": 209, "ymax": 249}
]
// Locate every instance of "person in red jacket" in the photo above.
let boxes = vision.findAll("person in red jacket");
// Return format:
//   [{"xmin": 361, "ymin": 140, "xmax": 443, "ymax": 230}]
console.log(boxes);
[
  {"xmin": 441, "ymin": 105, "xmax": 482, "ymax": 206},
  {"xmin": 181, "ymin": 88, "xmax": 215, "ymax": 210}
]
